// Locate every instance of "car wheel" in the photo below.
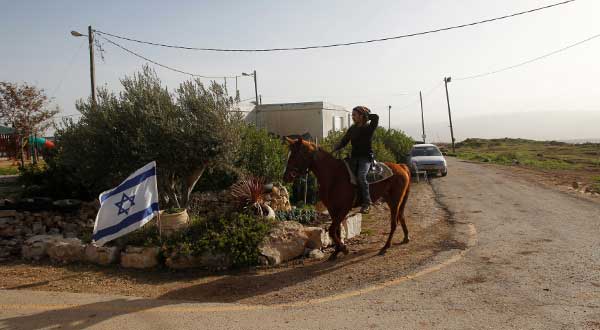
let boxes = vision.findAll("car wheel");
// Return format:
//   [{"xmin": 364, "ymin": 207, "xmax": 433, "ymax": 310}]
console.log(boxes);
[{"xmin": 441, "ymin": 170, "xmax": 448, "ymax": 177}]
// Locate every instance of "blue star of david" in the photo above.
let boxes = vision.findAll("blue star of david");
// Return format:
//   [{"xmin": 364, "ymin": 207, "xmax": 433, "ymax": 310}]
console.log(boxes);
[{"xmin": 115, "ymin": 193, "xmax": 136, "ymax": 216}]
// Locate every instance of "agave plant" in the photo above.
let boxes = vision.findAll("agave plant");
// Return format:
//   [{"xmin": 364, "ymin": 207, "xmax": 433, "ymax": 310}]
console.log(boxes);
[{"xmin": 230, "ymin": 176, "xmax": 267, "ymax": 216}]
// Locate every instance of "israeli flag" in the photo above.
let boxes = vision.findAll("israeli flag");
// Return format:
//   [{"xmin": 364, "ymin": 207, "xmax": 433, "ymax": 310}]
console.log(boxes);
[{"xmin": 92, "ymin": 161, "xmax": 159, "ymax": 246}]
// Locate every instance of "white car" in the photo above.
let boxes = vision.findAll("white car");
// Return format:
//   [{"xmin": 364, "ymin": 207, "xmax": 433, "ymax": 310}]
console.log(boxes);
[{"xmin": 408, "ymin": 144, "xmax": 448, "ymax": 177}]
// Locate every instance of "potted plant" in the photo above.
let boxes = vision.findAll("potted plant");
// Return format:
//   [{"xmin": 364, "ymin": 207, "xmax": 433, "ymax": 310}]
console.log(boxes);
[{"xmin": 158, "ymin": 207, "xmax": 189, "ymax": 237}]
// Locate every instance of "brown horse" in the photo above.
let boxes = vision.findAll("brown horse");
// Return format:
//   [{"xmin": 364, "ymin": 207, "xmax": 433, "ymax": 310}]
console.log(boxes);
[{"xmin": 283, "ymin": 137, "xmax": 411, "ymax": 259}]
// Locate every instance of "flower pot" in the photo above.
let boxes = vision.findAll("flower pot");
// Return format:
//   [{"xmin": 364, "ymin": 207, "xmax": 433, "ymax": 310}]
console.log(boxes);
[{"xmin": 159, "ymin": 209, "xmax": 190, "ymax": 237}]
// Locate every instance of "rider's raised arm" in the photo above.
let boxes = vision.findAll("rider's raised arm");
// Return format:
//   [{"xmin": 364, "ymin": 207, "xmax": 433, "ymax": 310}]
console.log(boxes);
[
  {"xmin": 333, "ymin": 128, "xmax": 351, "ymax": 152},
  {"xmin": 367, "ymin": 114, "xmax": 379, "ymax": 132}
]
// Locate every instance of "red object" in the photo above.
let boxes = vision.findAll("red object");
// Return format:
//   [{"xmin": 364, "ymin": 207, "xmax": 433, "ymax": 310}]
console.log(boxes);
[{"xmin": 43, "ymin": 140, "xmax": 55, "ymax": 149}]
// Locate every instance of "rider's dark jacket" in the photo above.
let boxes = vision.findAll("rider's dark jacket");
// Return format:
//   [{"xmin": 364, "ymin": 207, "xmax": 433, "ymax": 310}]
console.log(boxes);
[{"xmin": 334, "ymin": 114, "xmax": 379, "ymax": 159}]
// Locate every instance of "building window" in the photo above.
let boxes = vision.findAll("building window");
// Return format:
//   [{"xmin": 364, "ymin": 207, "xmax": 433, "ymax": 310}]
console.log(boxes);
[{"xmin": 333, "ymin": 116, "xmax": 343, "ymax": 131}]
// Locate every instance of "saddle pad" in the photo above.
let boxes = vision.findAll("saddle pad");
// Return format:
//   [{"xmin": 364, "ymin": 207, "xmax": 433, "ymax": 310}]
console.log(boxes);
[{"xmin": 343, "ymin": 160, "xmax": 394, "ymax": 186}]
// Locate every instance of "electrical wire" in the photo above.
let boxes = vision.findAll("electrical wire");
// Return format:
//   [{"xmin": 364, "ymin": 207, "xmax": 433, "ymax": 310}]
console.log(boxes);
[
  {"xmin": 94, "ymin": 0, "xmax": 576, "ymax": 52},
  {"xmin": 455, "ymin": 32, "xmax": 600, "ymax": 81},
  {"xmin": 99, "ymin": 35, "xmax": 240, "ymax": 79},
  {"xmin": 51, "ymin": 40, "xmax": 86, "ymax": 98}
]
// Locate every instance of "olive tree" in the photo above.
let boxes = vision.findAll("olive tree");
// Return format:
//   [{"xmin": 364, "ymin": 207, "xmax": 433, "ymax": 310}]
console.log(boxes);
[{"xmin": 56, "ymin": 66, "xmax": 241, "ymax": 208}]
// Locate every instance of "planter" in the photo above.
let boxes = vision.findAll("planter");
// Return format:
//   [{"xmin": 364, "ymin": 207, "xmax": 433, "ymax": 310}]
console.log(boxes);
[{"xmin": 159, "ymin": 209, "xmax": 190, "ymax": 236}]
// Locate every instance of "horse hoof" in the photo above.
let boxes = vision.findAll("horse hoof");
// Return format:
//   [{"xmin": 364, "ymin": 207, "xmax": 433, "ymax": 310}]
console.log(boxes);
[
  {"xmin": 401, "ymin": 237, "xmax": 410, "ymax": 245},
  {"xmin": 341, "ymin": 246, "xmax": 350, "ymax": 255},
  {"xmin": 377, "ymin": 249, "xmax": 387, "ymax": 256}
]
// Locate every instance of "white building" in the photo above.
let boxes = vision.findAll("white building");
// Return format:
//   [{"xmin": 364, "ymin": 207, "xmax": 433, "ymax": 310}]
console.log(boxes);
[{"xmin": 244, "ymin": 101, "xmax": 350, "ymax": 140}]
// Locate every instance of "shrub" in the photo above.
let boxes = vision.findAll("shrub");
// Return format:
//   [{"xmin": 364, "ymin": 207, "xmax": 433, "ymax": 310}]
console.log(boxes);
[
  {"xmin": 373, "ymin": 128, "xmax": 414, "ymax": 163},
  {"xmin": 275, "ymin": 207, "xmax": 317, "ymax": 225},
  {"xmin": 235, "ymin": 126, "xmax": 287, "ymax": 182},
  {"xmin": 321, "ymin": 127, "xmax": 413, "ymax": 163},
  {"xmin": 162, "ymin": 213, "xmax": 274, "ymax": 267}
]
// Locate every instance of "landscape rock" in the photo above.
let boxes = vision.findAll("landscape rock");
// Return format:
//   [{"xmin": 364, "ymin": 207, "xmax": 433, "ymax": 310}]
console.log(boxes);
[
  {"xmin": 258, "ymin": 221, "xmax": 309, "ymax": 265},
  {"xmin": 21, "ymin": 234, "xmax": 63, "ymax": 260},
  {"xmin": 266, "ymin": 184, "xmax": 292, "ymax": 211},
  {"xmin": 304, "ymin": 226, "xmax": 331, "ymax": 249},
  {"xmin": 165, "ymin": 253, "xmax": 203, "ymax": 270},
  {"xmin": 342, "ymin": 213, "xmax": 362, "ymax": 240},
  {"xmin": 306, "ymin": 249, "xmax": 325, "ymax": 260},
  {"xmin": 199, "ymin": 251, "xmax": 232, "ymax": 270},
  {"xmin": 85, "ymin": 245, "xmax": 120, "ymax": 265},
  {"xmin": 47, "ymin": 238, "xmax": 86, "ymax": 263},
  {"xmin": 121, "ymin": 246, "xmax": 160, "ymax": 269}
]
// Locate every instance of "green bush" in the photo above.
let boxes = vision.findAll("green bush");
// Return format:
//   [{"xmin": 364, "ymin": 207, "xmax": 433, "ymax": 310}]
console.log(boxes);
[
  {"xmin": 373, "ymin": 128, "xmax": 414, "ymax": 163},
  {"xmin": 194, "ymin": 167, "xmax": 238, "ymax": 192},
  {"xmin": 18, "ymin": 157, "xmax": 91, "ymax": 199},
  {"xmin": 321, "ymin": 127, "xmax": 413, "ymax": 164},
  {"xmin": 235, "ymin": 126, "xmax": 287, "ymax": 183},
  {"xmin": 275, "ymin": 207, "xmax": 317, "ymax": 225},
  {"xmin": 161, "ymin": 213, "xmax": 274, "ymax": 268}
]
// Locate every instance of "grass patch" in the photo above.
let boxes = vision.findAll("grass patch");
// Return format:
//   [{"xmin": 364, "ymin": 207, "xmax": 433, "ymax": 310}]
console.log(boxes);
[
  {"xmin": 452, "ymin": 138, "xmax": 598, "ymax": 172},
  {"xmin": 362, "ymin": 228, "xmax": 374, "ymax": 236},
  {"xmin": 0, "ymin": 166, "xmax": 19, "ymax": 175}
]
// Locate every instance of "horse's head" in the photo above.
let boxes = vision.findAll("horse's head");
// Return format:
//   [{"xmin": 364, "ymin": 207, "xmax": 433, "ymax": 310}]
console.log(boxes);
[{"xmin": 283, "ymin": 137, "xmax": 316, "ymax": 183}]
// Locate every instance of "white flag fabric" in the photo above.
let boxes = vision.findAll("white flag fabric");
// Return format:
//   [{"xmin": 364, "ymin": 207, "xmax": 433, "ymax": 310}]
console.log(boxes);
[{"xmin": 92, "ymin": 161, "xmax": 159, "ymax": 246}]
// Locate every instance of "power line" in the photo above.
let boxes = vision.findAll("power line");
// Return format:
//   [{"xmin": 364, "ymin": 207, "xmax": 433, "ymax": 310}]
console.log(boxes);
[
  {"xmin": 94, "ymin": 0, "xmax": 576, "ymax": 52},
  {"xmin": 456, "ymin": 32, "xmax": 600, "ymax": 81},
  {"xmin": 51, "ymin": 39, "xmax": 86, "ymax": 98},
  {"xmin": 99, "ymin": 35, "xmax": 240, "ymax": 79}
]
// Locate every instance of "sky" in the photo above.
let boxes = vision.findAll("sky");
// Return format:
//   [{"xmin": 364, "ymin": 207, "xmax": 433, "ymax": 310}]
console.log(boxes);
[{"xmin": 2, "ymin": 0, "xmax": 599, "ymax": 142}]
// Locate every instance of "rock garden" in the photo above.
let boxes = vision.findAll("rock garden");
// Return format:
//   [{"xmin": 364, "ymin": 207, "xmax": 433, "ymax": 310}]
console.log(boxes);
[{"xmin": 0, "ymin": 67, "xmax": 461, "ymax": 304}]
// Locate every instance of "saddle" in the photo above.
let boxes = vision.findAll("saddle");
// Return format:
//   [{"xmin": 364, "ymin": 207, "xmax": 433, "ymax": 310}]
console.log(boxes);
[{"xmin": 342, "ymin": 159, "xmax": 394, "ymax": 186}]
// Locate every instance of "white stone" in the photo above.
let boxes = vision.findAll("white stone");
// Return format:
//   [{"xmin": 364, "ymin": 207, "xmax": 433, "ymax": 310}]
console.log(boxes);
[
  {"xmin": 47, "ymin": 238, "xmax": 86, "ymax": 263},
  {"xmin": 342, "ymin": 213, "xmax": 362, "ymax": 240},
  {"xmin": 258, "ymin": 221, "xmax": 308, "ymax": 265},
  {"xmin": 304, "ymin": 226, "xmax": 331, "ymax": 249},
  {"xmin": 264, "ymin": 204, "xmax": 276, "ymax": 220},
  {"xmin": 307, "ymin": 249, "xmax": 325, "ymax": 260},
  {"xmin": 120, "ymin": 246, "xmax": 160, "ymax": 269},
  {"xmin": 85, "ymin": 245, "xmax": 120, "ymax": 265},
  {"xmin": 21, "ymin": 235, "xmax": 63, "ymax": 260}
]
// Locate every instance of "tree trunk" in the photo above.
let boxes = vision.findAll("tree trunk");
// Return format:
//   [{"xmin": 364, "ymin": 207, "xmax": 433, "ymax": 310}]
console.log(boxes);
[{"xmin": 181, "ymin": 165, "xmax": 207, "ymax": 208}]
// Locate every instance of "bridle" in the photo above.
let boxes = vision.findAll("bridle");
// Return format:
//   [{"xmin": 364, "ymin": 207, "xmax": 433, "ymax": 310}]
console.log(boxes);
[{"xmin": 284, "ymin": 147, "xmax": 319, "ymax": 180}]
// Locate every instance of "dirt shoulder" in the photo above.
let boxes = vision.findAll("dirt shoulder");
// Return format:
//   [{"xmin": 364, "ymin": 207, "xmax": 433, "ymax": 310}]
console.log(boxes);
[{"xmin": 0, "ymin": 182, "xmax": 460, "ymax": 305}]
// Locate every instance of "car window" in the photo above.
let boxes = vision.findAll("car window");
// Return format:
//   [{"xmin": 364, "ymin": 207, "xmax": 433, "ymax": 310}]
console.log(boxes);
[{"xmin": 411, "ymin": 146, "xmax": 442, "ymax": 157}]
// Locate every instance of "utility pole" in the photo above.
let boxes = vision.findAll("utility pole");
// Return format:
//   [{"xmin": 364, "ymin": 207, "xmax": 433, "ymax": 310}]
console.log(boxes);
[
  {"xmin": 444, "ymin": 77, "xmax": 456, "ymax": 153},
  {"xmin": 242, "ymin": 70, "xmax": 259, "ymax": 126},
  {"xmin": 419, "ymin": 91, "xmax": 426, "ymax": 143},
  {"xmin": 235, "ymin": 76, "xmax": 238, "ymax": 99},
  {"xmin": 388, "ymin": 105, "xmax": 391, "ymax": 130},
  {"xmin": 71, "ymin": 27, "xmax": 96, "ymax": 107},
  {"xmin": 249, "ymin": 70, "xmax": 258, "ymax": 106},
  {"xmin": 88, "ymin": 26, "xmax": 96, "ymax": 108}
]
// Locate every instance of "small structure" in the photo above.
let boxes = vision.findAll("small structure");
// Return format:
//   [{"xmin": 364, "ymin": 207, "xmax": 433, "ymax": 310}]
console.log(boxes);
[
  {"xmin": 245, "ymin": 101, "xmax": 350, "ymax": 140},
  {"xmin": 0, "ymin": 125, "xmax": 16, "ymax": 158}
]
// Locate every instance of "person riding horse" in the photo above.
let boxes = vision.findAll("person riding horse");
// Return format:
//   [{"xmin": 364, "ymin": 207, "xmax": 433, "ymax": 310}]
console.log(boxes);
[{"xmin": 333, "ymin": 106, "xmax": 379, "ymax": 214}]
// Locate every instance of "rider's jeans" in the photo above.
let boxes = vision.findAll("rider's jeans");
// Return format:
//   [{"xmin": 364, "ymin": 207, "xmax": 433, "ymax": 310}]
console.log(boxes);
[{"xmin": 351, "ymin": 157, "xmax": 372, "ymax": 206}]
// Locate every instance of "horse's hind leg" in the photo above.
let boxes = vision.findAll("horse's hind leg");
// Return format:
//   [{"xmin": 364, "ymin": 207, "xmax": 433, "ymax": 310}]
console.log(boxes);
[
  {"xmin": 397, "ymin": 184, "xmax": 411, "ymax": 244},
  {"xmin": 380, "ymin": 199, "xmax": 398, "ymax": 255}
]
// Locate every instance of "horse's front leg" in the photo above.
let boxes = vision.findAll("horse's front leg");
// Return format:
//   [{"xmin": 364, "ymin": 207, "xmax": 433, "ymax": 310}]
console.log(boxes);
[{"xmin": 327, "ymin": 215, "xmax": 349, "ymax": 261}]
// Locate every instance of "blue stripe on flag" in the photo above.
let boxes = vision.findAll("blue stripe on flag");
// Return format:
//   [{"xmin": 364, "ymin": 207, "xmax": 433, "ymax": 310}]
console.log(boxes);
[
  {"xmin": 92, "ymin": 203, "xmax": 159, "ymax": 242},
  {"xmin": 100, "ymin": 167, "xmax": 156, "ymax": 204}
]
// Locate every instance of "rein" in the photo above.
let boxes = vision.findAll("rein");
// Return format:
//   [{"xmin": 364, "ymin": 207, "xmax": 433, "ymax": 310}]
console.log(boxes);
[{"xmin": 285, "ymin": 146, "xmax": 321, "ymax": 179}]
